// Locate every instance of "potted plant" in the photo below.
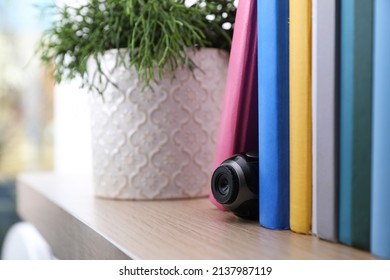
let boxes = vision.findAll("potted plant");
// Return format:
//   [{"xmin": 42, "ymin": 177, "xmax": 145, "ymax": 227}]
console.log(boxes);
[{"xmin": 38, "ymin": 0, "xmax": 236, "ymax": 199}]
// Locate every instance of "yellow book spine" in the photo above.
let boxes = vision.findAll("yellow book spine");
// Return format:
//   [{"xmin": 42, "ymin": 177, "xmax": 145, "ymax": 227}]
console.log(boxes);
[{"xmin": 289, "ymin": 0, "xmax": 312, "ymax": 234}]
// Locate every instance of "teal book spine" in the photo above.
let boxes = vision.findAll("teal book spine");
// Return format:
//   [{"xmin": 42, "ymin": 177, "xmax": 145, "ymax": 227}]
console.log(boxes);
[
  {"xmin": 339, "ymin": 0, "xmax": 373, "ymax": 250},
  {"xmin": 371, "ymin": 0, "xmax": 390, "ymax": 260},
  {"xmin": 257, "ymin": 0, "xmax": 290, "ymax": 230}
]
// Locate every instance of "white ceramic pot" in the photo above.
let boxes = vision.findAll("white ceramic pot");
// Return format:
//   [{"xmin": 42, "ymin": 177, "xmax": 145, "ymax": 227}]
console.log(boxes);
[{"xmin": 89, "ymin": 48, "xmax": 229, "ymax": 199}]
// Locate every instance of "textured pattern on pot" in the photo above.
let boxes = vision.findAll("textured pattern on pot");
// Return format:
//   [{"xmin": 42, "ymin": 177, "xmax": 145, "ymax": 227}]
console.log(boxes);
[{"xmin": 89, "ymin": 48, "xmax": 229, "ymax": 199}]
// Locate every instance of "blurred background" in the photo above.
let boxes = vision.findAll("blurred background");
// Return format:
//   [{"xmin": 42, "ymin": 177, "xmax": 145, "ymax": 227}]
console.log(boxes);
[
  {"xmin": 0, "ymin": 0, "xmax": 54, "ymax": 253},
  {"xmin": 0, "ymin": 0, "xmax": 238, "ymax": 258}
]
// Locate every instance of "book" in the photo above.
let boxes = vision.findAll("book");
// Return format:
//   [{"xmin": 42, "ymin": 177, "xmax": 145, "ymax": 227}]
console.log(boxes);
[
  {"xmin": 312, "ymin": 0, "xmax": 318, "ymax": 237},
  {"xmin": 339, "ymin": 0, "xmax": 373, "ymax": 250},
  {"xmin": 312, "ymin": 0, "xmax": 339, "ymax": 242},
  {"xmin": 289, "ymin": 0, "xmax": 312, "ymax": 234},
  {"xmin": 257, "ymin": 0, "xmax": 290, "ymax": 230},
  {"xmin": 371, "ymin": 0, "xmax": 390, "ymax": 259},
  {"xmin": 211, "ymin": 0, "xmax": 258, "ymax": 209}
]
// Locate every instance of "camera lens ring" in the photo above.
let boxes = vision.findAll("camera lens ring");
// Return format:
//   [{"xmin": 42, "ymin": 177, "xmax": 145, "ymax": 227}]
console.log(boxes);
[{"xmin": 211, "ymin": 165, "xmax": 239, "ymax": 204}]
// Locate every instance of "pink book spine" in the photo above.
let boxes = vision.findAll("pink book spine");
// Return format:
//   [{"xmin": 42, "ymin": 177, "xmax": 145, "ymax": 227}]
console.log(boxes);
[{"xmin": 211, "ymin": 0, "xmax": 259, "ymax": 209}]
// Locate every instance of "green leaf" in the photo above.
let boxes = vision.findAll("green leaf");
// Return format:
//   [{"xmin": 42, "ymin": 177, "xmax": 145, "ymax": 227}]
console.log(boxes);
[{"xmin": 37, "ymin": 0, "xmax": 236, "ymax": 95}]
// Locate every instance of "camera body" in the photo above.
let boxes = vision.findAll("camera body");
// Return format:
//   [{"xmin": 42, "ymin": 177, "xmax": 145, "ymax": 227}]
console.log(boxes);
[{"xmin": 211, "ymin": 152, "xmax": 259, "ymax": 219}]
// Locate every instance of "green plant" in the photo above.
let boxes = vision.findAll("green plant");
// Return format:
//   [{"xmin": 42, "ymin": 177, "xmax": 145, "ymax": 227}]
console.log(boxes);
[{"xmin": 38, "ymin": 0, "xmax": 236, "ymax": 94}]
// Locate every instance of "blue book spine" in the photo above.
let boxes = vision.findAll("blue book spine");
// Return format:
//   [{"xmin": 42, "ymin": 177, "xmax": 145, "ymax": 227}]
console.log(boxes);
[
  {"xmin": 258, "ymin": 0, "xmax": 290, "ymax": 230},
  {"xmin": 371, "ymin": 0, "xmax": 390, "ymax": 260}
]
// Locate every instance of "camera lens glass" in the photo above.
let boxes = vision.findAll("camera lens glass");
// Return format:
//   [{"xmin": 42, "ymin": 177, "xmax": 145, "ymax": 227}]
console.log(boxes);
[
  {"xmin": 217, "ymin": 175, "xmax": 230, "ymax": 196},
  {"xmin": 211, "ymin": 165, "xmax": 239, "ymax": 204}
]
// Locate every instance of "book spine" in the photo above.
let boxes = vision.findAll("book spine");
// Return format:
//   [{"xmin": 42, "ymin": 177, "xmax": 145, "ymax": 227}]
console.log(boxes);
[
  {"xmin": 211, "ymin": 0, "xmax": 258, "ymax": 209},
  {"xmin": 339, "ymin": 0, "xmax": 373, "ymax": 250},
  {"xmin": 258, "ymin": 0, "xmax": 290, "ymax": 230},
  {"xmin": 312, "ymin": 0, "xmax": 339, "ymax": 242},
  {"xmin": 289, "ymin": 0, "xmax": 312, "ymax": 234},
  {"xmin": 312, "ymin": 0, "xmax": 318, "ymax": 237},
  {"xmin": 371, "ymin": 0, "xmax": 390, "ymax": 259}
]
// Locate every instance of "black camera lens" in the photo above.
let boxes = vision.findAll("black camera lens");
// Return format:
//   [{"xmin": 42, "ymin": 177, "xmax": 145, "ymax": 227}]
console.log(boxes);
[
  {"xmin": 217, "ymin": 175, "xmax": 229, "ymax": 195},
  {"xmin": 211, "ymin": 153, "xmax": 259, "ymax": 220},
  {"xmin": 211, "ymin": 165, "xmax": 239, "ymax": 204}
]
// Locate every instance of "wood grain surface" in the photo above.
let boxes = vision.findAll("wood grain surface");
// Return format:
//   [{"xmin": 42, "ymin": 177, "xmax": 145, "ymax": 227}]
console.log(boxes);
[{"xmin": 17, "ymin": 173, "xmax": 375, "ymax": 260}]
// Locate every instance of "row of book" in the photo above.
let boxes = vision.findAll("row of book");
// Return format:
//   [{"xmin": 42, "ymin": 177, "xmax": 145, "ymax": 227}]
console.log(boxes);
[{"xmin": 211, "ymin": 0, "xmax": 390, "ymax": 259}]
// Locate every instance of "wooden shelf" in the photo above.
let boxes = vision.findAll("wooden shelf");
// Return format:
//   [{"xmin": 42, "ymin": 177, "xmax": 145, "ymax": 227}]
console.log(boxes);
[{"xmin": 16, "ymin": 172, "xmax": 375, "ymax": 260}]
